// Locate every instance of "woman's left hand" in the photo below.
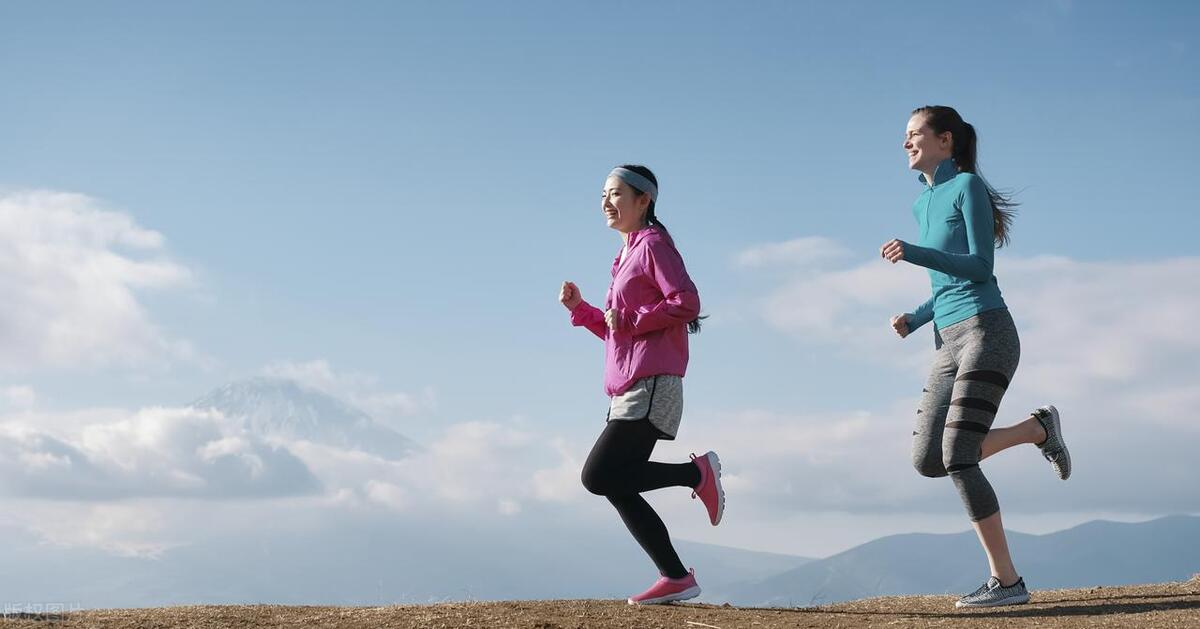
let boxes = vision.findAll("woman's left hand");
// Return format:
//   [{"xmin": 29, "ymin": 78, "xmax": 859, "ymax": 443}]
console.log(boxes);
[
  {"xmin": 880, "ymin": 239, "xmax": 907, "ymax": 263},
  {"xmin": 604, "ymin": 308, "xmax": 623, "ymax": 331}
]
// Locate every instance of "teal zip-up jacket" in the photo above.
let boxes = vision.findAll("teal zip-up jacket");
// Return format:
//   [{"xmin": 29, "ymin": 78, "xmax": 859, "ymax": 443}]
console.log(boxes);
[{"xmin": 904, "ymin": 158, "xmax": 1007, "ymax": 332}]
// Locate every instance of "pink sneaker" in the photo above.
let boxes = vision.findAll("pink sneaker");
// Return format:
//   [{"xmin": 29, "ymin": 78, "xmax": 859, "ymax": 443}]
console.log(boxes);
[
  {"xmin": 691, "ymin": 451, "xmax": 725, "ymax": 526},
  {"xmin": 626, "ymin": 569, "xmax": 701, "ymax": 605}
]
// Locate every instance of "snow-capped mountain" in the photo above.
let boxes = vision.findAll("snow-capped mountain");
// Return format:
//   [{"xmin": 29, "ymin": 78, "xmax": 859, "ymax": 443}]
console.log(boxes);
[{"xmin": 191, "ymin": 378, "xmax": 418, "ymax": 460}]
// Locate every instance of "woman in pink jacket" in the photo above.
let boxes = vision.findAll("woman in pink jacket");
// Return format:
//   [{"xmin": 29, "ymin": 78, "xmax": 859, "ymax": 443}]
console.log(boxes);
[{"xmin": 559, "ymin": 164, "xmax": 725, "ymax": 606}]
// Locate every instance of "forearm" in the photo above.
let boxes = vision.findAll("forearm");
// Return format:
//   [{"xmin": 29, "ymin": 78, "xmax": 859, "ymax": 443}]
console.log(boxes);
[
  {"xmin": 624, "ymin": 290, "xmax": 701, "ymax": 336},
  {"xmin": 907, "ymin": 296, "xmax": 935, "ymax": 332},
  {"xmin": 904, "ymin": 244, "xmax": 993, "ymax": 282},
  {"xmin": 569, "ymin": 301, "xmax": 608, "ymax": 340}
]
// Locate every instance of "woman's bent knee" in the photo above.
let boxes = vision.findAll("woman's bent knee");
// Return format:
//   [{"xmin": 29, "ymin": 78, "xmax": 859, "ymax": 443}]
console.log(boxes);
[
  {"xmin": 913, "ymin": 454, "xmax": 948, "ymax": 478},
  {"xmin": 580, "ymin": 466, "xmax": 610, "ymax": 495}
]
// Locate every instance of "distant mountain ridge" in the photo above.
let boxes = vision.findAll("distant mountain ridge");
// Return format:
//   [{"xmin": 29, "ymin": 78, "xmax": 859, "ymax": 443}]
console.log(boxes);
[
  {"xmin": 191, "ymin": 377, "xmax": 418, "ymax": 460},
  {"xmin": 713, "ymin": 514, "xmax": 1200, "ymax": 607},
  {"xmin": 0, "ymin": 510, "xmax": 1193, "ymax": 609},
  {"xmin": 0, "ymin": 511, "xmax": 810, "ymax": 608}
]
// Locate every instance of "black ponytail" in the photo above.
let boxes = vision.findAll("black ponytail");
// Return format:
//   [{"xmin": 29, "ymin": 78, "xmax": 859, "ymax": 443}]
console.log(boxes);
[
  {"xmin": 912, "ymin": 106, "xmax": 1018, "ymax": 247},
  {"xmin": 615, "ymin": 163, "xmax": 705, "ymax": 333},
  {"xmin": 616, "ymin": 164, "xmax": 669, "ymax": 232}
]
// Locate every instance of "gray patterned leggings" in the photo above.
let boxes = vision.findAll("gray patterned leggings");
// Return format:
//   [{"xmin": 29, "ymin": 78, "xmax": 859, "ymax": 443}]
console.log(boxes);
[{"xmin": 913, "ymin": 308, "xmax": 1021, "ymax": 522}]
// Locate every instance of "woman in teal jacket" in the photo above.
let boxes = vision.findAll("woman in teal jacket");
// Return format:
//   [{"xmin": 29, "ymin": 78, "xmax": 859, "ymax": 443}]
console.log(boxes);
[{"xmin": 882, "ymin": 106, "xmax": 1072, "ymax": 609}]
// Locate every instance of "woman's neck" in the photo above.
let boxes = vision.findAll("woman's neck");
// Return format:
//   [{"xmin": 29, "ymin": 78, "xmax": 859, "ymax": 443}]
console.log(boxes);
[
  {"xmin": 921, "ymin": 166, "xmax": 939, "ymax": 186},
  {"xmin": 619, "ymin": 222, "xmax": 649, "ymax": 244},
  {"xmin": 922, "ymin": 156, "xmax": 953, "ymax": 187}
]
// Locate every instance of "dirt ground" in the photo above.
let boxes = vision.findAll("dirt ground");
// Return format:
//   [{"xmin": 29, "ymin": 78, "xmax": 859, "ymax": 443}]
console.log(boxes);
[{"xmin": 3, "ymin": 578, "xmax": 1197, "ymax": 628}]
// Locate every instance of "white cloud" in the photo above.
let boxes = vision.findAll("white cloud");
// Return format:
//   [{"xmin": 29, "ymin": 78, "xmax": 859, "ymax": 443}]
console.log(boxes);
[
  {"xmin": 0, "ymin": 406, "xmax": 320, "ymax": 500},
  {"xmin": 262, "ymin": 359, "xmax": 435, "ymax": 423},
  {"xmin": 388, "ymin": 420, "xmax": 573, "ymax": 510},
  {"xmin": 749, "ymin": 253, "xmax": 930, "ymax": 368},
  {"xmin": 2, "ymin": 385, "xmax": 37, "ymax": 409},
  {"xmin": 262, "ymin": 359, "xmax": 350, "ymax": 393},
  {"xmin": 270, "ymin": 415, "xmax": 585, "ymax": 519},
  {"xmin": 0, "ymin": 190, "xmax": 193, "ymax": 372},
  {"xmin": 734, "ymin": 236, "xmax": 851, "ymax": 269},
  {"xmin": 1003, "ymin": 256, "xmax": 1200, "ymax": 398},
  {"xmin": 9, "ymin": 502, "xmax": 180, "ymax": 558},
  {"xmin": 532, "ymin": 438, "xmax": 584, "ymax": 502},
  {"xmin": 364, "ymin": 480, "xmax": 409, "ymax": 510},
  {"xmin": 0, "ymin": 381, "xmax": 573, "ymax": 527}
]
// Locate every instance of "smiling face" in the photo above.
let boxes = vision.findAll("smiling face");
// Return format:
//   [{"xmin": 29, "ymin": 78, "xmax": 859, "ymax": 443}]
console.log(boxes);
[
  {"xmin": 602, "ymin": 176, "xmax": 650, "ymax": 233},
  {"xmin": 904, "ymin": 113, "xmax": 953, "ymax": 174}
]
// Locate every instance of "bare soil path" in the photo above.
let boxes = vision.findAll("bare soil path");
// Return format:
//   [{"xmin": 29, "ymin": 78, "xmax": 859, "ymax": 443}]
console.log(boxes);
[{"xmin": 3, "ymin": 578, "xmax": 1197, "ymax": 628}]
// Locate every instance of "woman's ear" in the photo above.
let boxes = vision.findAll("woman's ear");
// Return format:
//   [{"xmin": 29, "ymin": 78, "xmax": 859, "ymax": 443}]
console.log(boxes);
[
  {"xmin": 940, "ymin": 130, "xmax": 954, "ymax": 150},
  {"xmin": 636, "ymin": 192, "xmax": 652, "ymax": 215}
]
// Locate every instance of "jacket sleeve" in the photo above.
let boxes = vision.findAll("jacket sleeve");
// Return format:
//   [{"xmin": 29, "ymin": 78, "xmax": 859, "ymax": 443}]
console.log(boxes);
[
  {"xmin": 902, "ymin": 175, "xmax": 995, "ymax": 283},
  {"xmin": 624, "ymin": 238, "xmax": 701, "ymax": 337},
  {"xmin": 569, "ymin": 300, "xmax": 608, "ymax": 340},
  {"xmin": 907, "ymin": 295, "xmax": 935, "ymax": 333}
]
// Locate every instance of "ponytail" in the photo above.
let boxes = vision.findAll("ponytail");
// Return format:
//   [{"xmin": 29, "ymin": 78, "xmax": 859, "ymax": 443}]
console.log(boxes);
[
  {"xmin": 645, "ymin": 202, "xmax": 667, "ymax": 232},
  {"xmin": 615, "ymin": 163, "xmax": 705, "ymax": 334},
  {"xmin": 913, "ymin": 107, "xmax": 1018, "ymax": 247}
]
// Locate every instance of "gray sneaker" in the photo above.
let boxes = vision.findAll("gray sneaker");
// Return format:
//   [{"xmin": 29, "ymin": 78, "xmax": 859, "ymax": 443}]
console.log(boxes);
[
  {"xmin": 1033, "ymin": 405, "xmax": 1071, "ymax": 480},
  {"xmin": 956, "ymin": 576, "xmax": 1030, "ymax": 608}
]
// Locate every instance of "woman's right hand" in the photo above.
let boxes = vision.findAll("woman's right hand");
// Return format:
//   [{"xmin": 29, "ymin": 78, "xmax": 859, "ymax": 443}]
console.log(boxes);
[
  {"xmin": 559, "ymin": 281, "xmax": 582, "ymax": 310},
  {"xmin": 880, "ymin": 239, "xmax": 906, "ymax": 263},
  {"xmin": 890, "ymin": 314, "xmax": 910, "ymax": 338}
]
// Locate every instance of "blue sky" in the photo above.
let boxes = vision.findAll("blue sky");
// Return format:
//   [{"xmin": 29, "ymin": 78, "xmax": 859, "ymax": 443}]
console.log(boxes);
[{"xmin": 1, "ymin": 1, "xmax": 1198, "ymax": 565}]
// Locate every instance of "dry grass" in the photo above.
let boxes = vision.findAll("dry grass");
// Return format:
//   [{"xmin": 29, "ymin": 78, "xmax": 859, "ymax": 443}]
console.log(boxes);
[{"xmin": 3, "ymin": 577, "xmax": 1198, "ymax": 628}]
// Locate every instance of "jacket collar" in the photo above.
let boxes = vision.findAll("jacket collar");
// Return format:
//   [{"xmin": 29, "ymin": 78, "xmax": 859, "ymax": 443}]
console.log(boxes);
[
  {"xmin": 918, "ymin": 158, "xmax": 959, "ymax": 187},
  {"xmin": 612, "ymin": 225, "xmax": 662, "ymax": 275},
  {"xmin": 625, "ymin": 224, "xmax": 660, "ymax": 248}
]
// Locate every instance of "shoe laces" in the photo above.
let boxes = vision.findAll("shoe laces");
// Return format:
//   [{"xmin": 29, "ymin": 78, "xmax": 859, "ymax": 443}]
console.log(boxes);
[
  {"xmin": 689, "ymin": 453, "xmax": 702, "ymax": 499},
  {"xmin": 963, "ymin": 581, "xmax": 992, "ymax": 599}
]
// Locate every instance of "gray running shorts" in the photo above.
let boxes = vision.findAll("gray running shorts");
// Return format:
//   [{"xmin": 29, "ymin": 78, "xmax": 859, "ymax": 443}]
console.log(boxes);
[{"xmin": 607, "ymin": 375, "xmax": 683, "ymax": 440}]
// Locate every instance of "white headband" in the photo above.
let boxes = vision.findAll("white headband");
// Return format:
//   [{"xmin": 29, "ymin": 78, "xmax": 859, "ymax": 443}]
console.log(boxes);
[{"xmin": 608, "ymin": 167, "xmax": 658, "ymax": 201}]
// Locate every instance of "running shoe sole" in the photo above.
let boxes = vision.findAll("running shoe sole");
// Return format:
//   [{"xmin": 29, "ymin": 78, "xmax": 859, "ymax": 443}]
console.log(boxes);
[
  {"xmin": 627, "ymin": 585, "xmax": 702, "ymax": 605},
  {"xmin": 1036, "ymin": 405, "xmax": 1071, "ymax": 480},
  {"xmin": 956, "ymin": 591, "xmax": 1030, "ymax": 608},
  {"xmin": 707, "ymin": 451, "xmax": 725, "ymax": 526}
]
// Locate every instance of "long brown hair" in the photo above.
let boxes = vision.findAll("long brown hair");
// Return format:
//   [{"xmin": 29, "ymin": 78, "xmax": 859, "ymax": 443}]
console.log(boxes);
[{"xmin": 912, "ymin": 106, "xmax": 1018, "ymax": 247}]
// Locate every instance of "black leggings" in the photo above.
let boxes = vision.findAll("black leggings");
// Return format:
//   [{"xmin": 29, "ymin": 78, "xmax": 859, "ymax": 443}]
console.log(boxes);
[{"xmin": 581, "ymin": 419, "xmax": 701, "ymax": 579}]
